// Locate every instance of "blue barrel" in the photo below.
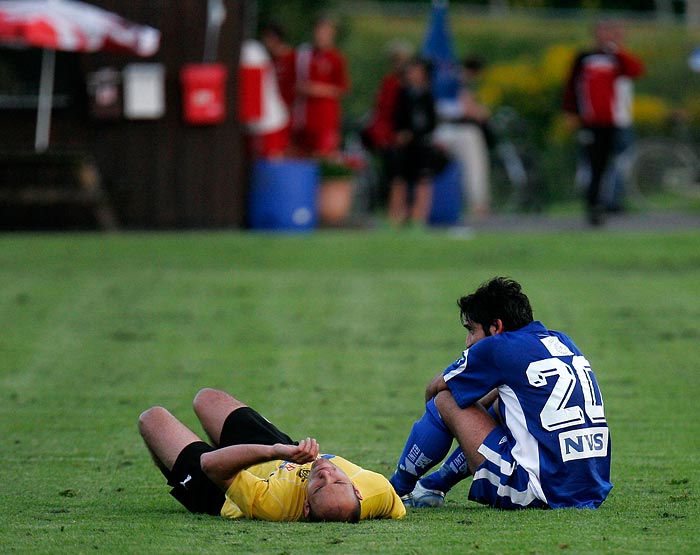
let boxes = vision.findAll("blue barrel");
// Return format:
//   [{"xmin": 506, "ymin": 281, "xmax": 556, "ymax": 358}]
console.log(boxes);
[
  {"xmin": 429, "ymin": 160, "xmax": 463, "ymax": 226},
  {"xmin": 249, "ymin": 159, "xmax": 319, "ymax": 231}
]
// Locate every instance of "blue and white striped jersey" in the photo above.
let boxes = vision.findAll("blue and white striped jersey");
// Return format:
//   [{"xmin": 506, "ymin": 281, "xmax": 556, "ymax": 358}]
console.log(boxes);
[{"xmin": 443, "ymin": 321, "xmax": 612, "ymax": 508}]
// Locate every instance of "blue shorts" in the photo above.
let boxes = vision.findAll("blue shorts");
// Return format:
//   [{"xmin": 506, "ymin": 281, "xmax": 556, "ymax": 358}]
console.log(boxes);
[{"xmin": 468, "ymin": 426, "xmax": 549, "ymax": 510}]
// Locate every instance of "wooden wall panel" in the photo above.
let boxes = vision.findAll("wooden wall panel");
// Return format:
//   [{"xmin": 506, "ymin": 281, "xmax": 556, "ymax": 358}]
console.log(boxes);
[{"xmin": 0, "ymin": 0, "xmax": 248, "ymax": 229}]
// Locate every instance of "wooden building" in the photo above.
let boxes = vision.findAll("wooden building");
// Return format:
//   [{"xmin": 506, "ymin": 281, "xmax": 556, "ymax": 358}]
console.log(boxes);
[{"xmin": 0, "ymin": 1, "xmax": 250, "ymax": 230}]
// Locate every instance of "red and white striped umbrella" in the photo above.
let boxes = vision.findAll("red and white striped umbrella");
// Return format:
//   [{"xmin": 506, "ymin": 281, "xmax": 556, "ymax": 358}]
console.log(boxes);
[{"xmin": 0, "ymin": 0, "xmax": 160, "ymax": 151}]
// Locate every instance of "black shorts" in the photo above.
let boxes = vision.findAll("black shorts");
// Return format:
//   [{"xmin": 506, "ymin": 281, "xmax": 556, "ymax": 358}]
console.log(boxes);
[
  {"xmin": 219, "ymin": 406, "xmax": 295, "ymax": 447},
  {"xmin": 168, "ymin": 441, "xmax": 223, "ymax": 515},
  {"xmin": 167, "ymin": 407, "xmax": 295, "ymax": 515}
]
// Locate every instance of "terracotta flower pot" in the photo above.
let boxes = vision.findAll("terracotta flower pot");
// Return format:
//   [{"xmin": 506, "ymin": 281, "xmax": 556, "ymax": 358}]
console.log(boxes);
[{"xmin": 318, "ymin": 178, "xmax": 353, "ymax": 226}]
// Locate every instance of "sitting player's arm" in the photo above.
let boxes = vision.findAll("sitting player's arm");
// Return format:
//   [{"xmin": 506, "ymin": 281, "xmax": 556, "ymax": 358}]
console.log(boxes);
[
  {"xmin": 425, "ymin": 371, "xmax": 449, "ymax": 402},
  {"xmin": 201, "ymin": 438, "xmax": 319, "ymax": 490},
  {"xmin": 479, "ymin": 389, "xmax": 499, "ymax": 410},
  {"xmin": 425, "ymin": 372, "xmax": 499, "ymax": 413}
]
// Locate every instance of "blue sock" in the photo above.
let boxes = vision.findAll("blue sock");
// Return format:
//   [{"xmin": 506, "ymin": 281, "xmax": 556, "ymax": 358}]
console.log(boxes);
[
  {"xmin": 420, "ymin": 445, "xmax": 471, "ymax": 494},
  {"xmin": 390, "ymin": 399, "xmax": 454, "ymax": 496}
]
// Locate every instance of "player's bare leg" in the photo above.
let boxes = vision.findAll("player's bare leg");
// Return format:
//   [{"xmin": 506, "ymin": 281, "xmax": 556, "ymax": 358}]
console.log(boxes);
[
  {"xmin": 434, "ymin": 389, "xmax": 497, "ymax": 474},
  {"xmin": 388, "ymin": 178, "xmax": 408, "ymax": 225},
  {"xmin": 193, "ymin": 388, "xmax": 248, "ymax": 447},
  {"xmin": 138, "ymin": 406, "xmax": 202, "ymax": 473},
  {"xmin": 410, "ymin": 178, "xmax": 433, "ymax": 225}
]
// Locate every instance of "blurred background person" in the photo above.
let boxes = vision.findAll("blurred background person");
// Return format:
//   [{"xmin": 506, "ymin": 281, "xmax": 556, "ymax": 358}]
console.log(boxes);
[
  {"xmin": 563, "ymin": 19, "xmax": 645, "ymax": 225},
  {"xmin": 259, "ymin": 23, "xmax": 296, "ymax": 158},
  {"xmin": 239, "ymin": 39, "xmax": 290, "ymax": 159},
  {"xmin": 260, "ymin": 23, "xmax": 297, "ymax": 113},
  {"xmin": 293, "ymin": 15, "xmax": 350, "ymax": 159},
  {"xmin": 433, "ymin": 55, "xmax": 492, "ymax": 222},
  {"xmin": 389, "ymin": 57, "xmax": 445, "ymax": 227},
  {"xmin": 360, "ymin": 39, "xmax": 415, "ymax": 213}
]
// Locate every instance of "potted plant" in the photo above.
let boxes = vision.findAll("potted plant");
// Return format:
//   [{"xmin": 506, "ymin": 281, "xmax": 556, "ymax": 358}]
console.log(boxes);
[{"xmin": 317, "ymin": 157, "xmax": 356, "ymax": 226}]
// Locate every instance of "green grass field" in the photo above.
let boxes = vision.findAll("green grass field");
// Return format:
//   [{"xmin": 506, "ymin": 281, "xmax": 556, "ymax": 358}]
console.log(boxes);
[{"xmin": 2, "ymin": 229, "xmax": 699, "ymax": 554}]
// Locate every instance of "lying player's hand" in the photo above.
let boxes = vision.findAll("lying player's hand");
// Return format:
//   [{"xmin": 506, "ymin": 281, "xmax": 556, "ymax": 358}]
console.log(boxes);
[{"xmin": 273, "ymin": 438, "xmax": 319, "ymax": 464}]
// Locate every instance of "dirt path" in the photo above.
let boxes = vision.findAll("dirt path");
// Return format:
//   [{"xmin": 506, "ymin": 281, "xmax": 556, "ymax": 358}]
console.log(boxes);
[{"xmin": 465, "ymin": 211, "xmax": 700, "ymax": 234}]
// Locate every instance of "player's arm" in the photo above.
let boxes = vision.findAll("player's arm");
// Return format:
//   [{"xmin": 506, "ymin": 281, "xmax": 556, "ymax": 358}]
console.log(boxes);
[
  {"xmin": 460, "ymin": 89, "xmax": 490, "ymax": 123},
  {"xmin": 201, "ymin": 438, "xmax": 319, "ymax": 490},
  {"xmin": 562, "ymin": 55, "xmax": 583, "ymax": 116},
  {"xmin": 426, "ymin": 371, "xmax": 498, "ymax": 408},
  {"xmin": 479, "ymin": 389, "xmax": 499, "ymax": 410},
  {"xmin": 300, "ymin": 80, "xmax": 345, "ymax": 98},
  {"xmin": 616, "ymin": 49, "xmax": 645, "ymax": 78},
  {"xmin": 425, "ymin": 371, "xmax": 449, "ymax": 402}
]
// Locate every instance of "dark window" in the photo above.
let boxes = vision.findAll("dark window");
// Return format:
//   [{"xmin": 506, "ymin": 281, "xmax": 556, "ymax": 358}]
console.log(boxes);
[{"xmin": 0, "ymin": 48, "xmax": 82, "ymax": 109}]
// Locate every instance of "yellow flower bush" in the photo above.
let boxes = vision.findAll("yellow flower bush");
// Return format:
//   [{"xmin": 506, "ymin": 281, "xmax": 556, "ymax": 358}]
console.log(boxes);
[
  {"xmin": 478, "ymin": 44, "xmax": 575, "ymax": 110},
  {"xmin": 682, "ymin": 97, "xmax": 700, "ymax": 127},
  {"xmin": 633, "ymin": 94, "xmax": 671, "ymax": 128},
  {"xmin": 478, "ymin": 82, "xmax": 504, "ymax": 107},
  {"xmin": 539, "ymin": 44, "xmax": 577, "ymax": 86},
  {"xmin": 481, "ymin": 61, "xmax": 543, "ymax": 106},
  {"xmin": 549, "ymin": 113, "xmax": 577, "ymax": 146}
]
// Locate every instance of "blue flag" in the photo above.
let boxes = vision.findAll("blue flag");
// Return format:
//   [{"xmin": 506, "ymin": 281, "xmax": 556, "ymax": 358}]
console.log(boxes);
[{"xmin": 421, "ymin": 0, "xmax": 461, "ymax": 115}]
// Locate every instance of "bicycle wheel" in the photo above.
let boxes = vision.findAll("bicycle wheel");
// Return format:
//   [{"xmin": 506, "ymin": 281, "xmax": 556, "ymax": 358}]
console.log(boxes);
[{"xmin": 622, "ymin": 138, "xmax": 700, "ymax": 207}]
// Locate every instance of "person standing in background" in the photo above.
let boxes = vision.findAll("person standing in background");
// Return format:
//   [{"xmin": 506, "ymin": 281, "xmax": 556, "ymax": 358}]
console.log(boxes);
[
  {"xmin": 389, "ymin": 58, "xmax": 443, "ymax": 227},
  {"xmin": 361, "ymin": 39, "xmax": 415, "ymax": 211},
  {"xmin": 260, "ymin": 23, "xmax": 297, "ymax": 112},
  {"xmin": 563, "ymin": 19, "xmax": 645, "ymax": 225},
  {"xmin": 293, "ymin": 15, "xmax": 350, "ymax": 159},
  {"xmin": 433, "ymin": 56, "xmax": 492, "ymax": 222},
  {"xmin": 239, "ymin": 39, "xmax": 290, "ymax": 159},
  {"xmin": 362, "ymin": 40, "xmax": 415, "ymax": 154}
]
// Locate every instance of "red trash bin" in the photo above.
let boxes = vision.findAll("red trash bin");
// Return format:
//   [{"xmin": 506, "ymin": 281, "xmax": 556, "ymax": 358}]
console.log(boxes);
[{"xmin": 180, "ymin": 63, "xmax": 228, "ymax": 125}]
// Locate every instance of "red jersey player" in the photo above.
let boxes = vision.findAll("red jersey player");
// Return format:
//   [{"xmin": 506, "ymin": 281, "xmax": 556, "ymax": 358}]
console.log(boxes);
[{"xmin": 293, "ymin": 16, "xmax": 350, "ymax": 158}]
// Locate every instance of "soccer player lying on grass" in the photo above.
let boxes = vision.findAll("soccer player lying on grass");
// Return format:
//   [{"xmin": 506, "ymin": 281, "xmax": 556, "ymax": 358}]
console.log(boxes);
[
  {"xmin": 390, "ymin": 277, "xmax": 612, "ymax": 510},
  {"xmin": 139, "ymin": 388, "xmax": 405, "ymax": 522}
]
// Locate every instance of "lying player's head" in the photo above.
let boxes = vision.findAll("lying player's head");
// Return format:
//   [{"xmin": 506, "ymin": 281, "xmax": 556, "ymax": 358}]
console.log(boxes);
[
  {"xmin": 458, "ymin": 277, "xmax": 533, "ymax": 336},
  {"xmin": 303, "ymin": 458, "xmax": 361, "ymax": 523}
]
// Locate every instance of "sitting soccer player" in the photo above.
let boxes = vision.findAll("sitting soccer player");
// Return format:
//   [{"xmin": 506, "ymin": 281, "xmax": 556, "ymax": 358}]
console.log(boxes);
[
  {"xmin": 390, "ymin": 277, "xmax": 612, "ymax": 510},
  {"xmin": 139, "ymin": 388, "xmax": 405, "ymax": 522}
]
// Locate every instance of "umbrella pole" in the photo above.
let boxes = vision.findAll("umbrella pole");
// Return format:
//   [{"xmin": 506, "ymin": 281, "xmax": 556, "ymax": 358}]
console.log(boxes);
[
  {"xmin": 204, "ymin": 0, "xmax": 226, "ymax": 62},
  {"xmin": 35, "ymin": 48, "xmax": 56, "ymax": 152}
]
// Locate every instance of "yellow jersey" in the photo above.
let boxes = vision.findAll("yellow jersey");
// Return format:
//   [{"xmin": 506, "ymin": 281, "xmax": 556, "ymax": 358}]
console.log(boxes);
[{"xmin": 220, "ymin": 454, "xmax": 405, "ymax": 521}]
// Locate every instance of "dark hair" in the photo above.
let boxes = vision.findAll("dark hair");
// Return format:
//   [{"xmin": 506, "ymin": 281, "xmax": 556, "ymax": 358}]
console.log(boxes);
[
  {"xmin": 463, "ymin": 56, "xmax": 485, "ymax": 72},
  {"xmin": 458, "ymin": 277, "xmax": 533, "ymax": 333},
  {"xmin": 402, "ymin": 57, "xmax": 433, "ymax": 80},
  {"xmin": 314, "ymin": 13, "xmax": 338, "ymax": 28},
  {"xmin": 260, "ymin": 22, "xmax": 286, "ymax": 41},
  {"xmin": 307, "ymin": 498, "xmax": 361, "ymax": 523}
]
